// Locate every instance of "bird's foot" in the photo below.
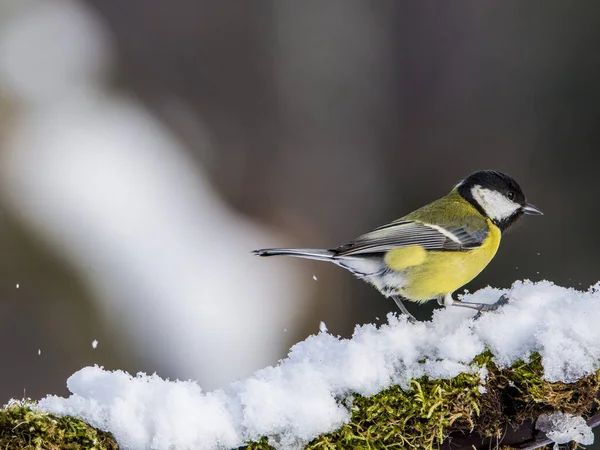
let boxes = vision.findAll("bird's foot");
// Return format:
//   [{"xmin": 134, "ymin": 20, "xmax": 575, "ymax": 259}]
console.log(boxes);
[
  {"xmin": 405, "ymin": 314, "xmax": 417, "ymax": 324},
  {"xmin": 473, "ymin": 294, "xmax": 510, "ymax": 320}
]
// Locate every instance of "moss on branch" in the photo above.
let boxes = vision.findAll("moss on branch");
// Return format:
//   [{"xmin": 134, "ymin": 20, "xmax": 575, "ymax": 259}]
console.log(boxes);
[
  {"xmin": 0, "ymin": 400, "xmax": 118, "ymax": 449},
  {"xmin": 0, "ymin": 352, "xmax": 597, "ymax": 449},
  {"xmin": 244, "ymin": 352, "xmax": 600, "ymax": 450}
]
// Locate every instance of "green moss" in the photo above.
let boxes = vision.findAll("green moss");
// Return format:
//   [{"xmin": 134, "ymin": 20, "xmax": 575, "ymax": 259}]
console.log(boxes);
[
  {"xmin": 243, "ymin": 351, "xmax": 600, "ymax": 450},
  {"xmin": 0, "ymin": 400, "xmax": 118, "ymax": 449},
  {"xmin": 307, "ymin": 376, "xmax": 480, "ymax": 450}
]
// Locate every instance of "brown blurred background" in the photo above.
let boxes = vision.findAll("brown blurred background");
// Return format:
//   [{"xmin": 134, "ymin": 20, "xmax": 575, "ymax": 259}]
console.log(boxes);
[{"xmin": 0, "ymin": 0, "xmax": 598, "ymax": 443}]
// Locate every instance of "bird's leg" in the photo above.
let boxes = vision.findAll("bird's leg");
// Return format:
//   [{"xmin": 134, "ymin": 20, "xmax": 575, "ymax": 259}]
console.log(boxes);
[
  {"xmin": 391, "ymin": 295, "xmax": 417, "ymax": 323},
  {"xmin": 451, "ymin": 294, "xmax": 511, "ymax": 319},
  {"xmin": 472, "ymin": 294, "xmax": 510, "ymax": 320},
  {"xmin": 451, "ymin": 301, "xmax": 482, "ymax": 311},
  {"xmin": 441, "ymin": 293, "xmax": 454, "ymax": 307}
]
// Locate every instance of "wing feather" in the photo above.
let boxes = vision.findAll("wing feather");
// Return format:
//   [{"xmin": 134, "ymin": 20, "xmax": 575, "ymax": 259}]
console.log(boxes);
[{"xmin": 333, "ymin": 221, "xmax": 487, "ymax": 256}]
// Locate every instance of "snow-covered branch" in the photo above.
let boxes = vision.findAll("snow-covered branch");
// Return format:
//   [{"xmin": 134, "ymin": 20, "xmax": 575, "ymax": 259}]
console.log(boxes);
[{"xmin": 8, "ymin": 280, "xmax": 600, "ymax": 449}]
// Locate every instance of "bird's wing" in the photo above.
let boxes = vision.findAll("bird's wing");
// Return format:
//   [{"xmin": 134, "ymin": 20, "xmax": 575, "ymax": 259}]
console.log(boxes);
[{"xmin": 333, "ymin": 220, "xmax": 487, "ymax": 256}]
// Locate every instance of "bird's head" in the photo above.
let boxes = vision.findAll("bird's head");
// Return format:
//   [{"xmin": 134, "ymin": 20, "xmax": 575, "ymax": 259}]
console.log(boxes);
[{"xmin": 457, "ymin": 170, "xmax": 542, "ymax": 232}]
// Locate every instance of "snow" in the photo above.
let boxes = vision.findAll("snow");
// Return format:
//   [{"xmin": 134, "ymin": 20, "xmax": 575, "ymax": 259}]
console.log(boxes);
[
  {"xmin": 536, "ymin": 411, "xmax": 594, "ymax": 447},
  {"xmin": 477, "ymin": 365, "xmax": 488, "ymax": 394},
  {"xmin": 38, "ymin": 280, "xmax": 600, "ymax": 449}
]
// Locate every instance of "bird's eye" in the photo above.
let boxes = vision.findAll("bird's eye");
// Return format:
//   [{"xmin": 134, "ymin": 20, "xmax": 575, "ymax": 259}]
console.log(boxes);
[{"xmin": 507, "ymin": 191, "xmax": 515, "ymax": 200}]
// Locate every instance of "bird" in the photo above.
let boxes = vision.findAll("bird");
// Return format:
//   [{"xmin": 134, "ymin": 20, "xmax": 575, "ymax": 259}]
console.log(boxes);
[{"xmin": 253, "ymin": 170, "xmax": 542, "ymax": 320}]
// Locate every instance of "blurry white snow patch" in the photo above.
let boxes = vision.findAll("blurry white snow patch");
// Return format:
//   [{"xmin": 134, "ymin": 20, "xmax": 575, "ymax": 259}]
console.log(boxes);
[
  {"xmin": 0, "ymin": 0, "xmax": 308, "ymax": 389},
  {"xmin": 0, "ymin": 96, "xmax": 307, "ymax": 388},
  {"xmin": 39, "ymin": 281, "xmax": 600, "ymax": 450},
  {"xmin": 536, "ymin": 411, "xmax": 594, "ymax": 447}
]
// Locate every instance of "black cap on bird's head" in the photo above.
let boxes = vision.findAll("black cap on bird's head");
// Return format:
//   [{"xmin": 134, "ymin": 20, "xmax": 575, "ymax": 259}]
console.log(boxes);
[{"xmin": 456, "ymin": 170, "xmax": 542, "ymax": 232}]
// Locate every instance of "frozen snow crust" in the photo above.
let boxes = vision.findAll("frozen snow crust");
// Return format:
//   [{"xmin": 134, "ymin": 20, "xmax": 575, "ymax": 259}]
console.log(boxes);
[
  {"xmin": 536, "ymin": 411, "xmax": 594, "ymax": 446},
  {"xmin": 38, "ymin": 280, "xmax": 600, "ymax": 449}
]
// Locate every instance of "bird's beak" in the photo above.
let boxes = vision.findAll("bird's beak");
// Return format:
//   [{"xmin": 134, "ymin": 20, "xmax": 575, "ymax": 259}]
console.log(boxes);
[{"xmin": 523, "ymin": 203, "xmax": 543, "ymax": 215}]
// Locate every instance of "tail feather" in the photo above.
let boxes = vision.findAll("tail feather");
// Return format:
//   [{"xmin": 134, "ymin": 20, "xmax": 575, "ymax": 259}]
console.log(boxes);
[
  {"xmin": 252, "ymin": 248, "xmax": 335, "ymax": 262},
  {"xmin": 253, "ymin": 247, "xmax": 386, "ymax": 278}
]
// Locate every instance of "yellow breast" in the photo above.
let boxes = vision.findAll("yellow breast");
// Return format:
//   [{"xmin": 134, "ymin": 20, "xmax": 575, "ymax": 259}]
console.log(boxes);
[{"xmin": 384, "ymin": 219, "xmax": 501, "ymax": 302}]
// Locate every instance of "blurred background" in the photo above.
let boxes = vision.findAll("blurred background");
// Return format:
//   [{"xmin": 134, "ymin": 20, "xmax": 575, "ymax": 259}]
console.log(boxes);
[{"xmin": 0, "ymin": 0, "xmax": 597, "ymax": 429}]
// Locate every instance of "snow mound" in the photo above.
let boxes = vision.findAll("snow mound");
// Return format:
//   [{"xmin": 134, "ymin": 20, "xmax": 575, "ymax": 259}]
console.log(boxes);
[
  {"xmin": 39, "ymin": 280, "xmax": 600, "ymax": 449},
  {"xmin": 536, "ymin": 411, "xmax": 594, "ymax": 447}
]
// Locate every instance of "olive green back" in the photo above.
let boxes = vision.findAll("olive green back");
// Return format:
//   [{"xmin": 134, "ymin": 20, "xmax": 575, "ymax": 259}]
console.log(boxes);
[{"xmin": 400, "ymin": 189, "xmax": 487, "ymax": 233}]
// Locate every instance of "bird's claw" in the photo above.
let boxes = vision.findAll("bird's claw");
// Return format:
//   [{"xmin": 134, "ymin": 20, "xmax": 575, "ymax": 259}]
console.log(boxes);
[
  {"xmin": 405, "ymin": 315, "xmax": 417, "ymax": 324},
  {"xmin": 473, "ymin": 294, "xmax": 510, "ymax": 320}
]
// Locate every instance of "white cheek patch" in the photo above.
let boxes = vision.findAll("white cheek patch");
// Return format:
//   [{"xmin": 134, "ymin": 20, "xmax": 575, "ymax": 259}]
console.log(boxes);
[{"xmin": 471, "ymin": 185, "xmax": 521, "ymax": 221}]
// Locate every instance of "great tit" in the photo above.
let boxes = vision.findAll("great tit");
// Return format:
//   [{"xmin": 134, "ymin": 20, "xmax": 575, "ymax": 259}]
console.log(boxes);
[{"xmin": 253, "ymin": 170, "xmax": 542, "ymax": 320}]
